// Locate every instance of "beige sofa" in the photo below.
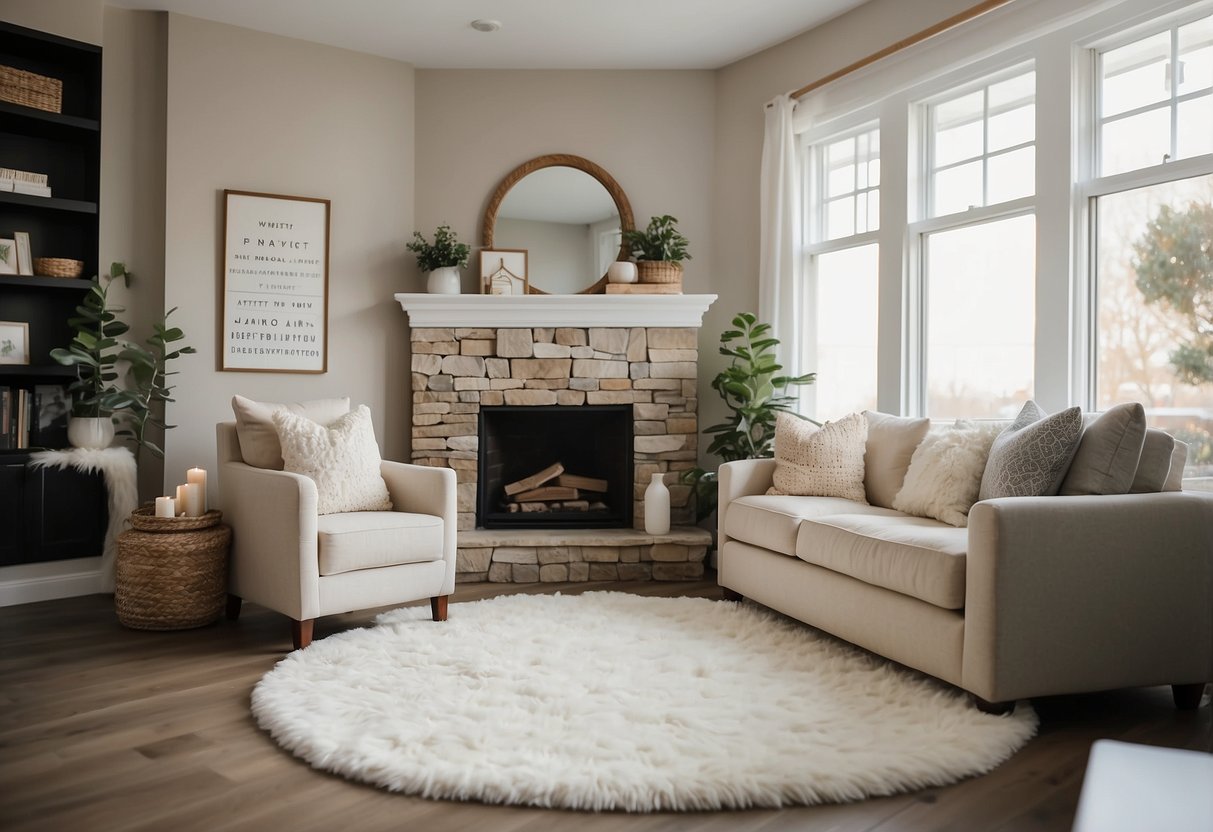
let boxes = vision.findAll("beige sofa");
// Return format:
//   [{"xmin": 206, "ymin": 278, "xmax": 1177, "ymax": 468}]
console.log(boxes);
[{"xmin": 717, "ymin": 447, "xmax": 1213, "ymax": 710}]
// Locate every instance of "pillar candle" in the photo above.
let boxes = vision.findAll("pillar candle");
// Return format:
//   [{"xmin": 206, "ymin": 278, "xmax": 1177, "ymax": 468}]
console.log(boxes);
[
  {"xmin": 183, "ymin": 483, "xmax": 204, "ymax": 518},
  {"xmin": 187, "ymin": 467, "xmax": 207, "ymax": 513},
  {"xmin": 155, "ymin": 496, "xmax": 176, "ymax": 518},
  {"xmin": 175, "ymin": 484, "xmax": 187, "ymax": 516}
]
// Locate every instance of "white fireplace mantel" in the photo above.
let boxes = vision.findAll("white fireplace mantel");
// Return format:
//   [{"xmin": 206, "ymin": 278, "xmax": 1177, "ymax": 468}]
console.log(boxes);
[{"xmin": 395, "ymin": 293, "xmax": 718, "ymax": 328}]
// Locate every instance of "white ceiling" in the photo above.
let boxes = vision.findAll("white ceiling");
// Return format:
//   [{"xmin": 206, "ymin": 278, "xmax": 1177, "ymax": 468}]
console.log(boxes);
[{"xmin": 111, "ymin": 0, "xmax": 870, "ymax": 70}]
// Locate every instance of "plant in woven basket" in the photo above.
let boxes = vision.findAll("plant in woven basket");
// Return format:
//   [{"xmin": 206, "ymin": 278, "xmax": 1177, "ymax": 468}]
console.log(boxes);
[
  {"xmin": 681, "ymin": 312, "xmax": 816, "ymax": 521},
  {"xmin": 407, "ymin": 224, "xmax": 471, "ymax": 272},
  {"xmin": 622, "ymin": 215, "xmax": 691, "ymax": 263}
]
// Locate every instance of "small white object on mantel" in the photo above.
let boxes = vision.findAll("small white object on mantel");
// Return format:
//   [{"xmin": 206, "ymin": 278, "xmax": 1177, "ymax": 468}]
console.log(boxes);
[
  {"xmin": 28, "ymin": 447, "xmax": 139, "ymax": 593},
  {"xmin": 395, "ymin": 292, "xmax": 718, "ymax": 328}
]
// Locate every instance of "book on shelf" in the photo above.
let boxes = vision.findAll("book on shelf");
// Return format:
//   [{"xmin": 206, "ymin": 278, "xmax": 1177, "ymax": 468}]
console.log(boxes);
[
  {"xmin": 10, "ymin": 181, "xmax": 52, "ymax": 198},
  {"xmin": 0, "ymin": 388, "xmax": 11, "ymax": 450},
  {"xmin": 32, "ymin": 384, "xmax": 69, "ymax": 449},
  {"xmin": 0, "ymin": 167, "xmax": 49, "ymax": 186}
]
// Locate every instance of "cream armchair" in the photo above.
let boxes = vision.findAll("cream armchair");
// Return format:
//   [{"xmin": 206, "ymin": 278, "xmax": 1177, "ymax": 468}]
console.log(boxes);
[{"xmin": 216, "ymin": 422, "xmax": 457, "ymax": 649}]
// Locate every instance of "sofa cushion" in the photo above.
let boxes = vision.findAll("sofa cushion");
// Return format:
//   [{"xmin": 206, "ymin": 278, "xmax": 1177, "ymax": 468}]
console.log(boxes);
[
  {"xmin": 724, "ymin": 494, "xmax": 903, "ymax": 556},
  {"xmin": 1129, "ymin": 428, "xmax": 1176, "ymax": 493},
  {"xmin": 863, "ymin": 411, "xmax": 930, "ymax": 509},
  {"xmin": 893, "ymin": 420, "xmax": 1002, "ymax": 527},
  {"xmin": 1059, "ymin": 403, "xmax": 1147, "ymax": 496},
  {"xmin": 796, "ymin": 514, "xmax": 969, "ymax": 610},
  {"xmin": 769, "ymin": 412, "xmax": 868, "ymax": 504},
  {"xmin": 1165, "ymin": 440, "xmax": 1188, "ymax": 491},
  {"xmin": 317, "ymin": 511, "xmax": 445, "ymax": 576},
  {"xmin": 979, "ymin": 401, "xmax": 1083, "ymax": 500}
]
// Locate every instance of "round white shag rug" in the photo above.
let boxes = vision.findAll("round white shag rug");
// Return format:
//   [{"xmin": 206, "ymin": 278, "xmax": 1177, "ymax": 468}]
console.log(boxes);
[{"xmin": 252, "ymin": 592, "xmax": 1037, "ymax": 812}]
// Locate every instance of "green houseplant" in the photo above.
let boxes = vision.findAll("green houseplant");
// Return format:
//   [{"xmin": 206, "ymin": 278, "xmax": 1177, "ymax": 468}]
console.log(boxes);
[
  {"xmin": 622, "ymin": 215, "xmax": 690, "ymax": 284},
  {"xmin": 51, "ymin": 262, "xmax": 195, "ymax": 458},
  {"xmin": 407, "ymin": 224, "xmax": 471, "ymax": 294},
  {"xmin": 682, "ymin": 312, "xmax": 816, "ymax": 521}
]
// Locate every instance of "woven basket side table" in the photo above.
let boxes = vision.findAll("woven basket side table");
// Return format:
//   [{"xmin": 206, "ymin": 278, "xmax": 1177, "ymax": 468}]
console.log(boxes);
[{"xmin": 115, "ymin": 508, "xmax": 232, "ymax": 631}]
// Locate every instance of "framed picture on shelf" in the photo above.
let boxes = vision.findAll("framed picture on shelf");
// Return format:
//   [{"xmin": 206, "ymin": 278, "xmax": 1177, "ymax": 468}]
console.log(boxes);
[
  {"xmin": 0, "ymin": 321, "xmax": 30, "ymax": 364},
  {"xmin": 221, "ymin": 189, "xmax": 330, "ymax": 373},
  {"xmin": 13, "ymin": 232, "xmax": 33, "ymax": 275},
  {"xmin": 0, "ymin": 239, "xmax": 17, "ymax": 274},
  {"xmin": 480, "ymin": 249, "xmax": 528, "ymax": 295}
]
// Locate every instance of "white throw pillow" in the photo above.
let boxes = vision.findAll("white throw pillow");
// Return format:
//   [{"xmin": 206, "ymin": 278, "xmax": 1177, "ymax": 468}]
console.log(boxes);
[
  {"xmin": 232, "ymin": 394, "xmax": 351, "ymax": 470},
  {"xmin": 273, "ymin": 405, "xmax": 393, "ymax": 515},
  {"xmin": 768, "ymin": 412, "xmax": 868, "ymax": 504},
  {"xmin": 893, "ymin": 421, "xmax": 1003, "ymax": 528},
  {"xmin": 863, "ymin": 411, "xmax": 930, "ymax": 509}
]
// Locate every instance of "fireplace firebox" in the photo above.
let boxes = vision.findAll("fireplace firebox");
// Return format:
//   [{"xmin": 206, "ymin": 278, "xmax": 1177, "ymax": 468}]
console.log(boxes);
[{"xmin": 477, "ymin": 405, "xmax": 633, "ymax": 529}]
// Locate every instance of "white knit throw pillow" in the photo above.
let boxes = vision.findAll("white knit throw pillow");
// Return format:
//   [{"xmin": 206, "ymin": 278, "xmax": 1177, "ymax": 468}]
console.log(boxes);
[
  {"xmin": 768, "ymin": 412, "xmax": 868, "ymax": 504},
  {"xmin": 893, "ymin": 420, "xmax": 1003, "ymax": 527},
  {"xmin": 272, "ymin": 405, "xmax": 393, "ymax": 515}
]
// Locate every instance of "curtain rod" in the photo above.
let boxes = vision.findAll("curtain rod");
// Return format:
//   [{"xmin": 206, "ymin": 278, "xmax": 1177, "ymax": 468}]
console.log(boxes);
[{"xmin": 790, "ymin": 0, "xmax": 1018, "ymax": 100}]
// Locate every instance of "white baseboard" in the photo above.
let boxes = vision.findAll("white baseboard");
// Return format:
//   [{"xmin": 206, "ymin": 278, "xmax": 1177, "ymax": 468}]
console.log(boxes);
[{"xmin": 0, "ymin": 558, "xmax": 104, "ymax": 607}]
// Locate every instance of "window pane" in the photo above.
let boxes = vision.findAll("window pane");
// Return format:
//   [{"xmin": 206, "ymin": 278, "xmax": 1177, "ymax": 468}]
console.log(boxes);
[
  {"xmin": 1101, "ymin": 31, "xmax": 1170, "ymax": 118},
  {"xmin": 826, "ymin": 137, "xmax": 855, "ymax": 197},
  {"xmin": 1177, "ymin": 16, "xmax": 1213, "ymax": 96},
  {"xmin": 825, "ymin": 196, "xmax": 855, "ymax": 240},
  {"xmin": 933, "ymin": 160, "xmax": 983, "ymax": 216},
  {"xmin": 935, "ymin": 118, "xmax": 984, "ymax": 167},
  {"xmin": 926, "ymin": 215, "xmax": 1036, "ymax": 419},
  {"xmin": 812, "ymin": 244, "xmax": 879, "ymax": 420},
  {"xmin": 988, "ymin": 71, "xmax": 1035, "ymax": 109},
  {"xmin": 1177, "ymin": 95, "xmax": 1213, "ymax": 158},
  {"xmin": 856, "ymin": 192, "xmax": 872, "ymax": 235},
  {"xmin": 988, "ymin": 104, "xmax": 1034, "ymax": 152},
  {"xmin": 1100, "ymin": 107, "xmax": 1170, "ymax": 176},
  {"xmin": 987, "ymin": 146, "xmax": 1035, "ymax": 204},
  {"xmin": 1096, "ymin": 174, "xmax": 1213, "ymax": 477},
  {"xmin": 867, "ymin": 189, "xmax": 880, "ymax": 231}
]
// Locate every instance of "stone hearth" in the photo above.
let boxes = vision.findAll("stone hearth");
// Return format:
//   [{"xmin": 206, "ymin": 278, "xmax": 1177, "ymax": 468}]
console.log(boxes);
[{"xmin": 397, "ymin": 294, "xmax": 717, "ymax": 582}]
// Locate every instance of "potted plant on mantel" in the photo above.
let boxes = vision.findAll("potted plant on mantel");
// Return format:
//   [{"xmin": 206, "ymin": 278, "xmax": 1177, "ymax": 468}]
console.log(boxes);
[
  {"xmin": 622, "ymin": 215, "xmax": 691, "ymax": 285},
  {"xmin": 51, "ymin": 262, "xmax": 195, "ymax": 458},
  {"xmin": 407, "ymin": 224, "xmax": 471, "ymax": 294}
]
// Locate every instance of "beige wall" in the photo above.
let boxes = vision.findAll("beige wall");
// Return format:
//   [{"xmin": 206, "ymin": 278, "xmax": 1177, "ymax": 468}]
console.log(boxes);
[
  {"xmin": 707, "ymin": 0, "xmax": 976, "ymax": 436},
  {"xmin": 0, "ymin": 0, "xmax": 102, "ymax": 43},
  {"xmin": 496, "ymin": 217, "xmax": 588, "ymax": 294},
  {"xmin": 162, "ymin": 14, "xmax": 415, "ymax": 504}
]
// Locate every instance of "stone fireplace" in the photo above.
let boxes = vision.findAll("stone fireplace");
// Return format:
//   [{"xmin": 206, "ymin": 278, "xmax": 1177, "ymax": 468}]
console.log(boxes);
[{"xmin": 397, "ymin": 294, "xmax": 716, "ymax": 582}]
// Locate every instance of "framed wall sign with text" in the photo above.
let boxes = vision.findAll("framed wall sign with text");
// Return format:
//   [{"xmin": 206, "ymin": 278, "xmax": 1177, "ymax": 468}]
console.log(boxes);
[{"xmin": 221, "ymin": 190, "xmax": 330, "ymax": 373}]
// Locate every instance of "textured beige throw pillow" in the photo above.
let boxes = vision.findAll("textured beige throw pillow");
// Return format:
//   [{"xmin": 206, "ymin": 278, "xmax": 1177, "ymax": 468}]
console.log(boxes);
[
  {"xmin": 1058, "ymin": 402, "xmax": 1146, "ymax": 496},
  {"xmin": 863, "ymin": 411, "xmax": 930, "ymax": 509},
  {"xmin": 273, "ymin": 405, "xmax": 392, "ymax": 515},
  {"xmin": 769, "ymin": 412, "xmax": 868, "ymax": 504},
  {"xmin": 232, "ymin": 394, "xmax": 351, "ymax": 470}
]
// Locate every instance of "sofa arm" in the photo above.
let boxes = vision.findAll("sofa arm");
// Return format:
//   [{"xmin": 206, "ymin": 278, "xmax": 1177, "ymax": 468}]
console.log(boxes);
[
  {"xmin": 381, "ymin": 460, "xmax": 458, "ymax": 594},
  {"xmin": 963, "ymin": 492, "xmax": 1213, "ymax": 702},
  {"xmin": 717, "ymin": 459, "xmax": 778, "ymax": 585},
  {"xmin": 218, "ymin": 459, "xmax": 320, "ymax": 620}
]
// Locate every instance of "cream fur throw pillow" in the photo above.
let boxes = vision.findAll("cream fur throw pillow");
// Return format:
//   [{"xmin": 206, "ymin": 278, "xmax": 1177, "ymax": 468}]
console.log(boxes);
[
  {"xmin": 272, "ymin": 405, "xmax": 393, "ymax": 515},
  {"xmin": 232, "ymin": 394, "xmax": 351, "ymax": 470},
  {"xmin": 893, "ymin": 421, "xmax": 1003, "ymax": 527},
  {"xmin": 768, "ymin": 412, "xmax": 868, "ymax": 504}
]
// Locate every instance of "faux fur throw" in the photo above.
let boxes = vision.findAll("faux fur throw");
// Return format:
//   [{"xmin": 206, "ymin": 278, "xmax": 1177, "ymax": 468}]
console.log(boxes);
[{"xmin": 30, "ymin": 447, "xmax": 139, "ymax": 593}]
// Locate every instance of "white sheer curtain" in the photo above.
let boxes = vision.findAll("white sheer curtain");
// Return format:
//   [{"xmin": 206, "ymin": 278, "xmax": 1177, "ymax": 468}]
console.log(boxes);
[{"xmin": 758, "ymin": 93, "xmax": 803, "ymax": 375}]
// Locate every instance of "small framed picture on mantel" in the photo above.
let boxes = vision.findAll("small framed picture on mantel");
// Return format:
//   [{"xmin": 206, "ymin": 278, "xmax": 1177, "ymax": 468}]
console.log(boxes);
[{"xmin": 480, "ymin": 249, "xmax": 528, "ymax": 295}]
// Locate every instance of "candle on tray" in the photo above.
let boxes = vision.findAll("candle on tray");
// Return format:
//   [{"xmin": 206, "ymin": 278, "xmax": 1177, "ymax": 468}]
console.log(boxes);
[
  {"xmin": 183, "ymin": 483, "xmax": 204, "ymax": 518},
  {"xmin": 187, "ymin": 467, "xmax": 207, "ymax": 513},
  {"xmin": 155, "ymin": 496, "xmax": 176, "ymax": 518}
]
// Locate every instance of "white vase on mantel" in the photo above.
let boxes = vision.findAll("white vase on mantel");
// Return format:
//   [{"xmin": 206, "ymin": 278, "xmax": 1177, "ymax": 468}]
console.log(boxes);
[
  {"xmin": 644, "ymin": 472, "xmax": 671, "ymax": 535},
  {"xmin": 426, "ymin": 266, "xmax": 461, "ymax": 294},
  {"xmin": 607, "ymin": 261, "xmax": 638, "ymax": 284},
  {"xmin": 67, "ymin": 416, "xmax": 114, "ymax": 450}
]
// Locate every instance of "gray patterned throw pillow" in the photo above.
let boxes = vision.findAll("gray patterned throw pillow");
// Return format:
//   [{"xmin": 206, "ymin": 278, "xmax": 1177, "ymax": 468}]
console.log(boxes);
[{"xmin": 978, "ymin": 401, "xmax": 1084, "ymax": 500}]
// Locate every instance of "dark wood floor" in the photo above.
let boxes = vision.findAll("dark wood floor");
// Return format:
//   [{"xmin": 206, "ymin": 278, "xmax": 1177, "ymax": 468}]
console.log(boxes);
[{"xmin": 0, "ymin": 578, "xmax": 1209, "ymax": 832}]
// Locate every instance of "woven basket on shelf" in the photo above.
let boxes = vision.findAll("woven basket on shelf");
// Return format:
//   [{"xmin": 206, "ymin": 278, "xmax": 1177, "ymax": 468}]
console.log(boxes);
[
  {"xmin": 33, "ymin": 258, "xmax": 84, "ymax": 278},
  {"xmin": 636, "ymin": 261, "xmax": 683, "ymax": 284},
  {"xmin": 115, "ymin": 507, "xmax": 232, "ymax": 631},
  {"xmin": 0, "ymin": 65, "xmax": 63, "ymax": 113}
]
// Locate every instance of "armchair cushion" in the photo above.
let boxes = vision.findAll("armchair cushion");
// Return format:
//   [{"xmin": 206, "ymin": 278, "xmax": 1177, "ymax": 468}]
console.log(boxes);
[
  {"xmin": 317, "ymin": 511, "xmax": 445, "ymax": 576},
  {"xmin": 274, "ymin": 405, "xmax": 392, "ymax": 515},
  {"xmin": 232, "ymin": 394, "xmax": 350, "ymax": 469}
]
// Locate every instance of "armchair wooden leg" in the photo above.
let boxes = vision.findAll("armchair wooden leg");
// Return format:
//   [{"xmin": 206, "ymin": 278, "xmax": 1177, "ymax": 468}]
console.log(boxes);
[
  {"xmin": 973, "ymin": 696, "xmax": 1016, "ymax": 715},
  {"xmin": 226, "ymin": 594, "xmax": 243, "ymax": 621},
  {"xmin": 1172, "ymin": 683, "xmax": 1207, "ymax": 710},
  {"xmin": 721, "ymin": 587, "xmax": 744, "ymax": 603},
  {"xmin": 431, "ymin": 595, "xmax": 449, "ymax": 622},
  {"xmin": 291, "ymin": 618, "xmax": 314, "ymax": 650}
]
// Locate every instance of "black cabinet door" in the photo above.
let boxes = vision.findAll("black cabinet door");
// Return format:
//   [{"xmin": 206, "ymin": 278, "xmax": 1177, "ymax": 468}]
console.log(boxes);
[
  {"xmin": 0, "ymin": 463, "xmax": 26, "ymax": 565},
  {"xmin": 25, "ymin": 465, "xmax": 107, "ymax": 562}
]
